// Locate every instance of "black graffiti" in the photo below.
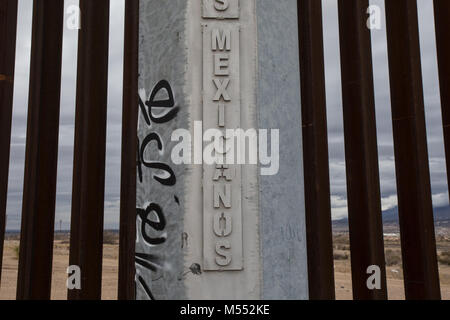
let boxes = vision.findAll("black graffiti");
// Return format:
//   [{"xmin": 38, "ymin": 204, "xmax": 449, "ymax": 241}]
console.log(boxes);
[
  {"xmin": 137, "ymin": 276, "xmax": 155, "ymax": 300},
  {"xmin": 137, "ymin": 139, "xmax": 143, "ymax": 183},
  {"xmin": 145, "ymin": 80, "xmax": 179, "ymax": 124},
  {"xmin": 135, "ymin": 252, "xmax": 161, "ymax": 272},
  {"xmin": 139, "ymin": 95, "xmax": 151, "ymax": 127},
  {"xmin": 136, "ymin": 80, "xmax": 180, "ymax": 300},
  {"xmin": 138, "ymin": 133, "xmax": 176, "ymax": 186},
  {"xmin": 137, "ymin": 203, "xmax": 166, "ymax": 246}
]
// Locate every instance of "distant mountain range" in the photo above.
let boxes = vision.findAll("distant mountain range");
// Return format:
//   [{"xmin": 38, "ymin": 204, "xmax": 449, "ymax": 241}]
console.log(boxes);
[
  {"xmin": 334, "ymin": 205, "xmax": 450, "ymax": 226},
  {"xmin": 381, "ymin": 205, "xmax": 450, "ymax": 223}
]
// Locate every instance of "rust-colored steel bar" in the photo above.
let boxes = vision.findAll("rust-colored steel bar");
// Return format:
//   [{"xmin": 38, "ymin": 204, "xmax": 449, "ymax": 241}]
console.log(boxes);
[
  {"xmin": 69, "ymin": 0, "xmax": 110, "ymax": 300},
  {"xmin": 0, "ymin": 0, "xmax": 18, "ymax": 286},
  {"xmin": 16, "ymin": 0, "xmax": 64, "ymax": 300},
  {"xmin": 385, "ymin": 0, "xmax": 441, "ymax": 299},
  {"xmin": 118, "ymin": 0, "xmax": 138, "ymax": 300},
  {"xmin": 434, "ymin": 0, "xmax": 450, "ymax": 202},
  {"xmin": 337, "ymin": 0, "xmax": 387, "ymax": 300},
  {"xmin": 297, "ymin": 0, "xmax": 335, "ymax": 300}
]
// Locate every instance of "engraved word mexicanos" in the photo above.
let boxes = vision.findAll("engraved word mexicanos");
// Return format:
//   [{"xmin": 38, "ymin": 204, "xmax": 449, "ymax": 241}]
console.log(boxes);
[{"xmin": 202, "ymin": 0, "xmax": 243, "ymax": 271}]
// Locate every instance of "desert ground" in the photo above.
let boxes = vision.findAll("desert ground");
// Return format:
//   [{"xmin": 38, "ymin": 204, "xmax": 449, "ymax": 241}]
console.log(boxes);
[
  {"xmin": 333, "ymin": 232, "xmax": 450, "ymax": 300},
  {"xmin": 0, "ymin": 232, "xmax": 119, "ymax": 300},
  {"xmin": 0, "ymin": 232, "xmax": 449, "ymax": 300}
]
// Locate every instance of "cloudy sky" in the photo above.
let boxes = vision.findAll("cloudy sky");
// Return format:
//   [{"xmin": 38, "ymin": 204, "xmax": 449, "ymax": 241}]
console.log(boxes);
[
  {"xmin": 4, "ymin": 0, "xmax": 449, "ymax": 230},
  {"xmin": 323, "ymin": 0, "xmax": 449, "ymax": 219}
]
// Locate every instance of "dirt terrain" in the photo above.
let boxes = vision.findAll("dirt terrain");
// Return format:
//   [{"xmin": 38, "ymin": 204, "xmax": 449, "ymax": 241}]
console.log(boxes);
[
  {"xmin": 0, "ymin": 232, "xmax": 449, "ymax": 300},
  {"xmin": 0, "ymin": 234, "xmax": 119, "ymax": 300},
  {"xmin": 333, "ymin": 233, "xmax": 450, "ymax": 300}
]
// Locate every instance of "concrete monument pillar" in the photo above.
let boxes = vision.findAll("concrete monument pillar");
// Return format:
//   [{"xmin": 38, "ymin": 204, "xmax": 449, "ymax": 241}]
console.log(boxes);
[{"xmin": 136, "ymin": 0, "xmax": 308, "ymax": 300}]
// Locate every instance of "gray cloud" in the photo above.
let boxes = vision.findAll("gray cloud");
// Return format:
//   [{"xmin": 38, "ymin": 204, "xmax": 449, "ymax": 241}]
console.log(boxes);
[
  {"xmin": 4, "ymin": 0, "xmax": 449, "ymax": 229},
  {"xmin": 322, "ymin": 0, "xmax": 448, "ymax": 220},
  {"xmin": 6, "ymin": 0, "xmax": 124, "ymax": 230}
]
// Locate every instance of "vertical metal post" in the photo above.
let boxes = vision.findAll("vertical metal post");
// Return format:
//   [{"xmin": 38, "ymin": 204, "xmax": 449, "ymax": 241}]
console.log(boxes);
[
  {"xmin": 337, "ymin": 0, "xmax": 387, "ymax": 300},
  {"xmin": 118, "ymin": 0, "xmax": 138, "ymax": 300},
  {"xmin": 69, "ymin": 0, "xmax": 110, "ymax": 300},
  {"xmin": 0, "ymin": 0, "xmax": 18, "ymax": 286},
  {"xmin": 297, "ymin": 0, "xmax": 335, "ymax": 300},
  {"xmin": 385, "ymin": 0, "xmax": 441, "ymax": 299},
  {"xmin": 16, "ymin": 0, "xmax": 64, "ymax": 300},
  {"xmin": 434, "ymin": 0, "xmax": 450, "ymax": 202}
]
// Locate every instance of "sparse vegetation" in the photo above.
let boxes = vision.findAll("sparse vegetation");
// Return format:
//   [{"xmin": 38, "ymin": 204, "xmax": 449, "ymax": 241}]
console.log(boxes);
[
  {"xmin": 13, "ymin": 245, "xmax": 20, "ymax": 260},
  {"xmin": 333, "ymin": 233, "xmax": 350, "ymax": 245},
  {"xmin": 439, "ymin": 251, "xmax": 450, "ymax": 266},
  {"xmin": 5, "ymin": 232, "xmax": 20, "ymax": 241},
  {"xmin": 53, "ymin": 232, "xmax": 70, "ymax": 242},
  {"xmin": 334, "ymin": 244, "xmax": 350, "ymax": 251},
  {"xmin": 0, "ymin": 231, "xmax": 449, "ymax": 300},
  {"xmin": 334, "ymin": 251, "xmax": 349, "ymax": 260},
  {"xmin": 385, "ymin": 249, "xmax": 402, "ymax": 266},
  {"xmin": 103, "ymin": 231, "xmax": 119, "ymax": 245}
]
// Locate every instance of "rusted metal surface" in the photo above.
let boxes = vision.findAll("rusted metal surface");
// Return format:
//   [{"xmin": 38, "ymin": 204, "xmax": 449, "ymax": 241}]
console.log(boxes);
[
  {"xmin": 118, "ymin": 0, "xmax": 138, "ymax": 300},
  {"xmin": 385, "ymin": 0, "xmax": 441, "ymax": 300},
  {"xmin": 0, "ymin": 0, "xmax": 18, "ymax": 286},
  {"xmin": 337, "ymin": 0, "xmax": 387, "ymax": 300},
  {"xmin": 68, "ymin": 0, "xmax": 110, "ymax": 300},
  {"xmin": 297, "ymin": 0, "xmax": 335, "ymax": 300},
  {"xmin": 16, "ymin": 0, "xmax": 64, "ymax": 300},
  {"xmin": 434, "ymin": 0, "xmax": 450, "ymax": 202}
]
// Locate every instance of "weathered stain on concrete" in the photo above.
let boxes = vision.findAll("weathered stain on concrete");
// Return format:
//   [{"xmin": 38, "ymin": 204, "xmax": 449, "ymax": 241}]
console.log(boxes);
[
  {"xmin": 137, "ymin": 0, "xmax": 188, "ymax": 300},
  {"xmin": 256, "ymin": 0, "xmax": 309, "ymax": 300},
  {"xmin": 137, "ymin": 0, "xmax": 308, "ymax": 300}
]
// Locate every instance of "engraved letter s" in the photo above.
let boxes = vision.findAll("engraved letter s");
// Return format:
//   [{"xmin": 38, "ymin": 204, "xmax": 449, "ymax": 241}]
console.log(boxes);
[
  {"xmin": 214, "ymin": 0, "xmax": 229, "ymax": 11},
  {"xmin": 215, "ymin": 240, "xmax": 232, "ymax": 266}
]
